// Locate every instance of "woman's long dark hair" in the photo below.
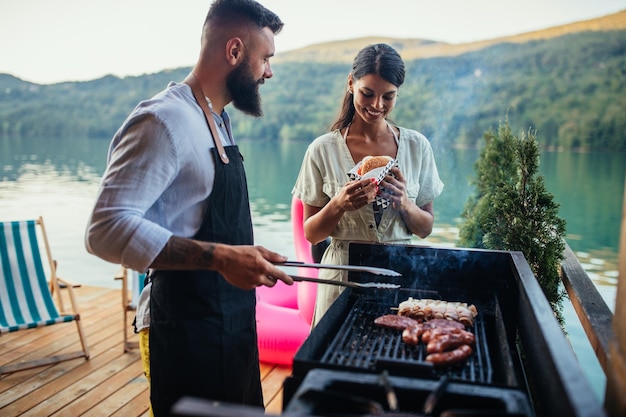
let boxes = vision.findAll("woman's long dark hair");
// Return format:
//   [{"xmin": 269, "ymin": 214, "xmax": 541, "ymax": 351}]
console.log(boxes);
[{"xmin": 330, "ymin": 43, "xmax": 405, "ymax": 131}]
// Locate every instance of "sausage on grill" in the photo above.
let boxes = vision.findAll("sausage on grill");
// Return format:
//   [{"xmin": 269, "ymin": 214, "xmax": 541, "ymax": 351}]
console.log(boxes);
[
  {"xmin": 402, "ymin": 324, "xmax": 424, "ymax": 345},
  {"xmin": 422, "ymin": 326, "xmax": 472, "ymax": 343},
  {"xmin": 426, "ymin": 330, "xmax": 476, "ymax": 354},
  {"xmin": 426, "ymin": 344, "xmax": 474, "ymax": 366}
]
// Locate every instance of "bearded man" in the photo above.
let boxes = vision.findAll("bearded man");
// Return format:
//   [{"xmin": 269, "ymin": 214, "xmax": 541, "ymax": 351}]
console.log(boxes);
[{"xmin": 84, "ymin": 1, "xmax": 293, "ymax": 415}]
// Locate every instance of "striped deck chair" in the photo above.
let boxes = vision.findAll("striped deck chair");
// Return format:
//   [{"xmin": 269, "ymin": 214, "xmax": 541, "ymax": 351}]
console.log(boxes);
[
  {"xmin": 115, "ymin": 267, "xmax": 146, "ymax": 352},
  {"xmin": 0, "ymin": 217, "xmax": 90, "ymax": 374}
]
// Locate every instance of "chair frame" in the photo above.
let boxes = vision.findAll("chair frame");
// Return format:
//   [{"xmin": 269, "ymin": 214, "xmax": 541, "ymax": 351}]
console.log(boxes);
[
  {"xmin": 115, "ymin": 267, "xmax": 143, "ymax": 352},
  {"xmin": 0, "ymin": 216, "xmax": 90, "ymax": 374}
]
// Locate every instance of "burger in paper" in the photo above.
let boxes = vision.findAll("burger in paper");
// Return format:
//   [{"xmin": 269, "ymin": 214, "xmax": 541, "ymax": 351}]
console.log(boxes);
[
  {"xmin": 354, "ymin": 155, "xmax": 395, "ymax": 183},
  {"xmin": 348, "ymin": 155, "xmax": 397, "ymax": 208},
  {"xmin": 357, "ymin": 155, "xmax": 394, "ymax": 177}
]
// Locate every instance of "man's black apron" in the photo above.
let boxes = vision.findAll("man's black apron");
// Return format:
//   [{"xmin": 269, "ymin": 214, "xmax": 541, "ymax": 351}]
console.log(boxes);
[{"xmin": 149, "ymin": 144, "xmax": 262, "ymax": 416}]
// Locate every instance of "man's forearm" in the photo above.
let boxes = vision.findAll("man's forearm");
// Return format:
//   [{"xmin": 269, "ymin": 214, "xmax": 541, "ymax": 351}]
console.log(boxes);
[{"xmin": 150, "ymin": 236, "xmax": 217, "ymax": 270}]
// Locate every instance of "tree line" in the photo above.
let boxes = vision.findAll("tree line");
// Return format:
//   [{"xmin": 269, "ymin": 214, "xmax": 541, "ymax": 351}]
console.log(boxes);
[{"xmin": 1, "ymin": 30, "xmax": 624, "ymax": 151}]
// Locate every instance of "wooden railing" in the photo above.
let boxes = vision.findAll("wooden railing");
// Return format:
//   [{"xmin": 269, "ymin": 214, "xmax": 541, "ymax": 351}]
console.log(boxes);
[
  {"xmin": 560, "ymin": 241, "xmax": 614, "ymax": 376},
  {"xmin": 560, "ymin": 179, "xmax": 625, "ymax": 417}
]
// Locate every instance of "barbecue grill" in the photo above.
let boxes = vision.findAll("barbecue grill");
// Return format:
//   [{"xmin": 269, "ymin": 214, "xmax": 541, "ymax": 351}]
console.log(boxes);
[{"xmin": 282, "ymin": 242, "xmax": 607, "ymax": 417}]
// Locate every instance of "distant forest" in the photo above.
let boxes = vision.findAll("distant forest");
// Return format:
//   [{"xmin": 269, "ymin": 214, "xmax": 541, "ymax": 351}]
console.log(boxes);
[{"xmin": 1, "ymin": 30, "xmax": 624, "ymax": 151}]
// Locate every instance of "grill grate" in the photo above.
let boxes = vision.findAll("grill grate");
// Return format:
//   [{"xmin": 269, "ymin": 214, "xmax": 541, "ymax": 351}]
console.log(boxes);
[{"xmin": 320, "ymin": 298, "xmax": 493, "ymax": 384}]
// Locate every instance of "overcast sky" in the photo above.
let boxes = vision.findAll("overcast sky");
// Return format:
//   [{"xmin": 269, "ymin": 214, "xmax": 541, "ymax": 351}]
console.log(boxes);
[{"xmin": 1, "ymin": 0, "xmax": 624, "ymax": 84}]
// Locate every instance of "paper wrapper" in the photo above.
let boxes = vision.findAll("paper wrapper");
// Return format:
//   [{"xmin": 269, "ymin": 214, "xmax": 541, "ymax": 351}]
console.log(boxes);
[{"xmin": 348, "ymin": 158, "xmax": 398, "ymax": 208}]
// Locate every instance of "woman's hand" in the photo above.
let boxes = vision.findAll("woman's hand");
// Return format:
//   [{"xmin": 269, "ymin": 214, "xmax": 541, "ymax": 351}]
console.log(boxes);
[
  {"xmin": 302, "ymin": 177, "xmax": 378, "ymax": 245},
  {"xmin": 380, "ymin": 167, "xmax": 435, "ymax": 238},
  {"xmin": 335, "ymin": 178, "xmax": 379, "ymax": 211},
  {"xmin": 379, "ymin": 167, "xmax": 410, "ymax": 211}
]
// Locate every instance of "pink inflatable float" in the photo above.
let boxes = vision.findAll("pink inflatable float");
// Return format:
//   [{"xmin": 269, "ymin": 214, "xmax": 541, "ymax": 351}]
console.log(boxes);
[{"xmin": 256, "ymin": 196, "xmax": 318, "ymax": 365}]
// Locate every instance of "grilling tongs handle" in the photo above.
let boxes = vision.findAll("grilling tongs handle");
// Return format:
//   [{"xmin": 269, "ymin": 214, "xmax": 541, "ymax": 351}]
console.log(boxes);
[{"xmin": 277, "ymin": 261, "xmax": 401, "ymax": 277}]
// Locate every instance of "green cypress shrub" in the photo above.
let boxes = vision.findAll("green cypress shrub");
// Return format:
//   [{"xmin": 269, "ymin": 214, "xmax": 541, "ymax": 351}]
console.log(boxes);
[{"xmin": 459, "ymin": 121, "xmax": 567, "ymax": 324}]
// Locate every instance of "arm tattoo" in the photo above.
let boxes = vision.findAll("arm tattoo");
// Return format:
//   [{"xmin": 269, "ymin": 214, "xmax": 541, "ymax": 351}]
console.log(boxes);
[{"xmin": 151, "ymin": 236, "xmax": 216, "ymax": 270}]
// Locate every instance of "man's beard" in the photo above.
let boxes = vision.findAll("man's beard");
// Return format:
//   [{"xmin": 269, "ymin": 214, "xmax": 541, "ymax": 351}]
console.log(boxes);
[{"xmin": 226, "ymin": 60, "xmax": 263, "ymax": 117}]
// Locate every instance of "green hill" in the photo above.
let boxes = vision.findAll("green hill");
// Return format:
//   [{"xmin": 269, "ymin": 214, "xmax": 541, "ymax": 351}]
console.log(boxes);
[
  {"xmin": 275, "ymin": 9, "xmax": 626, "ymax": 63},
  {"xmin": 1, "ymin": 9, "xmax": 625, "ymax": 151}
]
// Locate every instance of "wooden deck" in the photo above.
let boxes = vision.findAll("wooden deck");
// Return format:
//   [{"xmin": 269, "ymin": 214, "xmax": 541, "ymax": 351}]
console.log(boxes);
[{"xmin": 0, "ymin": 285, "xmax": 292, "ymax": 416}]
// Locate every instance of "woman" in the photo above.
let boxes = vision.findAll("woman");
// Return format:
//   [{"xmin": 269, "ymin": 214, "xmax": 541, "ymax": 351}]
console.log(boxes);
[{"xmin": 292, "ymin": 43, "xmax": 444, "ymax": 326}]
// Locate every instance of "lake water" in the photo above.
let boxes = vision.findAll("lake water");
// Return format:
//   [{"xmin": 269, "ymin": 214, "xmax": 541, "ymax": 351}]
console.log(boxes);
[{"xmin": 1, "ymin": 135, "xmax": 624, "ymax": 401}]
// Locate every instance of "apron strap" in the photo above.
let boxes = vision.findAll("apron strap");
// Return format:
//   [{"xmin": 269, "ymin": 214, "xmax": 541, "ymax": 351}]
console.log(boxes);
[{"xmin": 183, "ymin": 72, "xmax": 230, "ymax": 164}]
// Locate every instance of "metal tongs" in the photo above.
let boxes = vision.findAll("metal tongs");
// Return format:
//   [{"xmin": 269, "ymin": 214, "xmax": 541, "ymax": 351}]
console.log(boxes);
[
  {"xmin": 289, "ymin": 275, "xmax": 400, "ymax": 289},
  {"xmin": 276, "ymin": 261, "xmax": 401, "ymax": 276},
  {"xmin": 276, "ymin": 261, "xmax": 401, "ymax": 289}
]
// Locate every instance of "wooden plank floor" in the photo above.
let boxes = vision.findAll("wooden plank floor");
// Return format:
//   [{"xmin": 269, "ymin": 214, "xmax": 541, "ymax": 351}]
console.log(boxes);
[{"xmin": 0, "ymin": 285, "xmax": 292, "ymax": 416}]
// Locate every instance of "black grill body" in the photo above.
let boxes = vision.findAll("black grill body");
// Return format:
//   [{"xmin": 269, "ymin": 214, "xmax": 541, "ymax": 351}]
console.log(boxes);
[
  {"xmin": 283, "ymin": 243, "xmax": 606, "ymax": 417},
  {"xmin": 285, "ymin": 368, "xmax": 534, "ymax": 417}
]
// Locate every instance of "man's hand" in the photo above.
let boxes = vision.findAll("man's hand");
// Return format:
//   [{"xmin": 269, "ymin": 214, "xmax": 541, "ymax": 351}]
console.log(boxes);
[
  {"xmin": 151, "ymin": 236, "xmax": 293, "ymax": 290},
  {"xmin": 211, "ymin": 244, "xmax": 294, "ymax": 290}
]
